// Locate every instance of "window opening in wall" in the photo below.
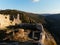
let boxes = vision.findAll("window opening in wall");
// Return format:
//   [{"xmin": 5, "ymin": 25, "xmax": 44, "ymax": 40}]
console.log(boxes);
[
  {"xmin": 32, "ymin": 31, "xmax": 40, "ymax": 41},
  {"xmin": 5, "ymin": 17, "xmax": 7, "ymax": 19}
]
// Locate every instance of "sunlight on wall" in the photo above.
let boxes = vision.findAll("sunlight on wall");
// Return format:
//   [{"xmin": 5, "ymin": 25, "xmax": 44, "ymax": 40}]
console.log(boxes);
[{"xmin": 0, "ymin": 14, "xmax": 21, "ymax": 29}]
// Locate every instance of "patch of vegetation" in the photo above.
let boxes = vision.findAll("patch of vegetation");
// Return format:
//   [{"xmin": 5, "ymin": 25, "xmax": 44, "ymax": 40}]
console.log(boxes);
[{"xmin": 0, "ymin": 9, "xmax": 45, "ymax": 23}]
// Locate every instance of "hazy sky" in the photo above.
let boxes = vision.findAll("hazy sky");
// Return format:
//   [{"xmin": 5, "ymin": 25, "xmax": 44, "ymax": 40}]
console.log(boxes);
[{"xmin": 0, "ymin": 0, "xmax": 60, "ymax": 14}]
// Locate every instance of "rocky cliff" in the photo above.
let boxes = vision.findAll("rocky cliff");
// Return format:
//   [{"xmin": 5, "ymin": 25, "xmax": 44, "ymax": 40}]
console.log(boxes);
[{"xmin": 0, "ymin": 9, "xmax": 57, "ymax": 45}]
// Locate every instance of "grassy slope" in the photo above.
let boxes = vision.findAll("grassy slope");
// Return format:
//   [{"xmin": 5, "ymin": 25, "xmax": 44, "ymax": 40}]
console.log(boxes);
[{"xmin": 0, "ymin": 9, "xmax": 45, "ymax": 24}]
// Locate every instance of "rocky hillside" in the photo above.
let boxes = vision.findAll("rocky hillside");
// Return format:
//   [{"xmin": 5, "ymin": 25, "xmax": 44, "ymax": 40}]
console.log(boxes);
[
  {"xmin": 0, "ymin": 9, "xmax": 45, "ymax": 24},
  {"xmin": 0, "ymin": 23, "xmax": 57, "ymax": 45},
  {"xmin": 0, "ymin": 9, "xmax": 57, "ymax": 45}
]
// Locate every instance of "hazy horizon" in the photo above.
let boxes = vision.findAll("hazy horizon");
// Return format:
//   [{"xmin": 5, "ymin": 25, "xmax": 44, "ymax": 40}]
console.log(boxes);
[{"xmin": 0, "ymin": 0, "xmax": 60, "ymax": 14}]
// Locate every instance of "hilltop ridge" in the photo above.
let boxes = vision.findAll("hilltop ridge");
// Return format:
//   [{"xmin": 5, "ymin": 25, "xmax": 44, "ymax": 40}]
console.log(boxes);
[{"xmin": 0, "ymin": 9, "xmax": 45, "ymax": 24}]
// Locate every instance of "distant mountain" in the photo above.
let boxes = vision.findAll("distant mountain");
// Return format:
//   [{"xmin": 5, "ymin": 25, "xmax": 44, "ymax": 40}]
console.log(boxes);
[
  {"xmin": 44, "ymin": 14, "xmax": 60, "ymax": 45},
  {"xmin": 45, "ymin": 14, "xmax": 60, "ymax": 20}
]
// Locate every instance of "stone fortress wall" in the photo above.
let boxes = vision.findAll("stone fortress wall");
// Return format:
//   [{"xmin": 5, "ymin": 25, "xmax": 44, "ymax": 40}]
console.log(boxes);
[{"xmin": 0, "ymin": 14, "xmax": 21, "ymax": 29}]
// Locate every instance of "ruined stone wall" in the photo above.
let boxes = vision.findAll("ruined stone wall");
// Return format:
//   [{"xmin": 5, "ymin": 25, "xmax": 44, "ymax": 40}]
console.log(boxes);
[{"xmin": 0, "ymin": 14, "xmax": 21, "ymax": 29}]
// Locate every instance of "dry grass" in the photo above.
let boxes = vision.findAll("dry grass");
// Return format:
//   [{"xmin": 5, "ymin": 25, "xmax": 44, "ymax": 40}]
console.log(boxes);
[{"xmin": 40, "ymin": 29, "xmax": 57, "ymax": 45}]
